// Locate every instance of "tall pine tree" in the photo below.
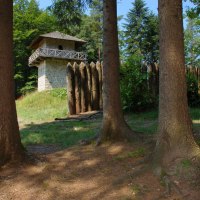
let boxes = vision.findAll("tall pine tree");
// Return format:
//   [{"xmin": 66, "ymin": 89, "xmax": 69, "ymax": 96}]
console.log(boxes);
[
  {"xmin": 78, "ymin": 0, "xmax": 103, "ymax": 62},
  {"xmin": 123, "ymin": 0, "xmax": 159, "ymax": 64}
]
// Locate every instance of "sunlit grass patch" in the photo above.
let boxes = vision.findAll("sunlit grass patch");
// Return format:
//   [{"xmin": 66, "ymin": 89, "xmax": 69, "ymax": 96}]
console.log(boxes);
[{"xmin": 16, "ymin": 89, "xmax": 68, "ymax": 123}]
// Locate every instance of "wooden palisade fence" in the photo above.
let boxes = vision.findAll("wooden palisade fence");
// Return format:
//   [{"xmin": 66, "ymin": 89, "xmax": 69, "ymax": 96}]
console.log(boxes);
[
  {"xmin": 67, "ymin": 62, "xmax": 199, "ymax": 115},
  {"xmin": 66, "ymin": 61, "xmax": 103, "ymax": 115},
  {"xmin": 146, "ymin": 64, "xmax": 200, "ymax": 97}
]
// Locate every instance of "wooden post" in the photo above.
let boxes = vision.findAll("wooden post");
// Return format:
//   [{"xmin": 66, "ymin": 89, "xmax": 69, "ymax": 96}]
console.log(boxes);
[
  {"xmin": 66, "ymin": 63, "xmax": 76, "ymax": 115},
  {"xmin": 148, "ymin": 63, "xmax": 158, "ymax": 97},
  {"xmin": 90, "ymin": 62, "xmax": 99, "ymax": 110},
  {"xmin": 73, "ymin": 62, "xmax": 81, "ymax": 114},
  {"xmin": 96, "ymin": 61, "xmax": 103, "ymax": 110},
  {"xmin": 86, "ymin": 63, "xmax": 92, "ymax": 111},
  {"xmin": 80, "ymin": 62, "xmax": 88, "ymax": 112}
]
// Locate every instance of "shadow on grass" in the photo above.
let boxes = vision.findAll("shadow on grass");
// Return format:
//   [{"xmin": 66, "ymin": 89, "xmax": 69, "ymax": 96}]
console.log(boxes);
[
  {"xmin": 20, "ymin": 107, "xmax": 200, "ymax": 151},
  {"xmin": 20, "ymin": 119, "xmax": 101, "ymax": 150}
]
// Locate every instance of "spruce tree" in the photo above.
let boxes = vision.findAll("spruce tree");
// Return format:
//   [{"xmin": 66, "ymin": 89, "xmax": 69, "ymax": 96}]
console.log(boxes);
[
  {"xmin": 123, "ymin": 0, "xmax": 159, "ymax": 64},
  {"xmin": 78, "ymin": 0, "xmax": 103, "ymax": 62}
]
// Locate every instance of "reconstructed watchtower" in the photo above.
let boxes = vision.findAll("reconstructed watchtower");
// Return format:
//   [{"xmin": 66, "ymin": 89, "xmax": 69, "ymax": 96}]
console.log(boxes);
[{"xmin": 28, "ymin": 31, "xmax": 87, "ymax": 91}]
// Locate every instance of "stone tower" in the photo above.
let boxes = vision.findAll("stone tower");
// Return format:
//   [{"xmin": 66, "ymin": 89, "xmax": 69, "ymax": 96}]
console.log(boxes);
[{"xmin": 28, "ymin": 31, "xmax": 87, "ymax": 91}]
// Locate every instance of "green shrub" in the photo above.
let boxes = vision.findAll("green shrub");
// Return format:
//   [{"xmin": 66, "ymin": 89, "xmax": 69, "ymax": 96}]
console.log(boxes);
[
  {"xmin": 120, "ymin": 55, "xmax": 157, "ymax": 111},
  {"xmin": 50, "ymin": 88, "xmax": 67, "ymax": 99},
  {"xmin": 187, "ymin": 73, "xmax": 200, "ymax": 107},
  {"xmin": 19, "ymin": 74, "xmax": 37, "ymax": 96}
]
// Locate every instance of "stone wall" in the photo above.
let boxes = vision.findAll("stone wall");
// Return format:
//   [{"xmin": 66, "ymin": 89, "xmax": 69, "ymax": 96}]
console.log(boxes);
[
  {"xmin": 38, "ymin": 59, "xmax": 71, "ymax": 91},
  {"xmin": 38, "ymin": 61, "xmax": 46, "ymax": 91}
]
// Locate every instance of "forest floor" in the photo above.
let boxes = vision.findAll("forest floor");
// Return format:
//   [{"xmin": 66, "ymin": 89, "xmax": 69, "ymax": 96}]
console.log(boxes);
[{"xmin": 0, "ymin": 110, "xmax": 200, "ymax": 200}]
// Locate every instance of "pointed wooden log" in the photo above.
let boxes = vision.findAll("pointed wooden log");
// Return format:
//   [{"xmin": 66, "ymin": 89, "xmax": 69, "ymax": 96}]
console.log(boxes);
[
  {"xmin": 148, "ymin": 63, "xmax": 158, "ymax": 97},
  {"xmin": 80, "ymin": 62, "xmax": 88, "ymax": 113},
  {"xmin": 66, "ymin": 63, "xmax": 76, "ymax": 115},
  {"xmin": 96, "ymin": 61, "xmax": 103, "ymax": 110},
  {"xmin": 73, "ymin": 62, "xmax": 81, "ymax": 114},
  {"xmin": 86, "ymin": 63, "xmax": 92, "ymax": 111},
  {"xmin": 90, "ymin": 62, "xmax": 99, "ymax": 110}
]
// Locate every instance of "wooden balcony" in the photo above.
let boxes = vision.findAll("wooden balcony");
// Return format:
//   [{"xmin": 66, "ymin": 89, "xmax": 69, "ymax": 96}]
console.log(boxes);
[{"xmin": 29, "ymin": 48, "xmax": 87, "ymax": 66}]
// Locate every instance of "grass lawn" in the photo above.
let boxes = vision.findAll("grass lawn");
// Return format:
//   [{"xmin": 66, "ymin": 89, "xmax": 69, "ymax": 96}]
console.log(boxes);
[
  {"xmin": 16, "ymin": 89, "xmax": 68, "ymax": 123},
  {"xmin": 16, "ymin": 90, "xmax": 200, "ymax": 148}
]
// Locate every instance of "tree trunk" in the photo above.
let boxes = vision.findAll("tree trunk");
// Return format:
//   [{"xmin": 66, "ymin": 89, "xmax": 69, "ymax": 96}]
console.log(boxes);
[
  {"xmin": 0, "ymin": 0, "xmax": 24, "ymax": 166},
  {"xmin": 66, "ymin": 63, "xmax": 76, "ymax": 115},
  {"xmin": 99, "ymin": 0, "xmax": 135, "ymax": 142},
  {"xmin": 153, "ymin": 0, "xmax": 200, "ymax": 170}
]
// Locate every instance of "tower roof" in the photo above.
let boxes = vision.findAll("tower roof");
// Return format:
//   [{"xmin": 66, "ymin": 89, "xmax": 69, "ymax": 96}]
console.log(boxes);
[{"xmin": 30, "ymin": 31, "xmax": 86, "ymax": 49}]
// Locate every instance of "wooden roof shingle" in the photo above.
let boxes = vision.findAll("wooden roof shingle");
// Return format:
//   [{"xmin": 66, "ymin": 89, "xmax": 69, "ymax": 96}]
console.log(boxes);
[{"xmin": 30, "ymin": 31, "xmax": 86, "ymax": 49}]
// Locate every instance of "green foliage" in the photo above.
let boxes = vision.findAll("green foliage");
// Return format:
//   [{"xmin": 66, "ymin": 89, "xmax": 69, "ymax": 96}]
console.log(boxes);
[
  {"xmin": 186, "ymin": 73, "xmax": 200, "ymax": 107},
  {"xmin": 78, "ymin": 0, "xmax": 103, "ymax": 62},
  {"xmin": 120, "ymin": 0, "xmax": 159, "ymax": 111},
  {"xmin": 186, "ymin": 0, "xmax": 200, "ymax": 18},
  {"xmin": 20, "ymin": 73, "xmax": 37, "ymax": 95},
  {"xmin": 16, "ymin": 89, "xmax": 68, "ymax": 122},
  {"xmin": 184, "ymin": 17, "xmax": 200, "ymax": 67},
  {"xmin": 48, "ymin": 0, "xmax": 93, "ymax": 35},
  {"xmin": 49, "ymin": 0, "xmax": 83, "ymax": 35},
  {"xmin": 120, "ymin": 56, "xmax": 156, "ymax": 111},
  {"xmin": 123, "ymin": 0, "xmax": 159, "ymax": 64}
]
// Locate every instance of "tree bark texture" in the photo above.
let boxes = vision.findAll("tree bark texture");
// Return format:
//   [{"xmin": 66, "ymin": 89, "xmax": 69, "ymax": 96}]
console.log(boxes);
[
  {"xmin": 66, "ymin": 63, "xmax": 76, "ymax": 115},
  {"xmin": 73, "ymin": 62, "xmax": 81, "ymax": 114},
  {"xmin": 154, "ymin": 0, "xmax": 200, "ymax": 168},
  {"xmin": 0, "ymin": 0, "xmax": 24, "ymax": 166},
  {"xmin": 99, "ymin": 0, "xmax": 134, "ymax": 141}
]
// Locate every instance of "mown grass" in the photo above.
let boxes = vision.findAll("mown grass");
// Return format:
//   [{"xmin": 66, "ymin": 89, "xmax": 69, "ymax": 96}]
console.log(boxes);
[
  {"xmin": 17, "ymin": 91, "xmax": 200, "ymax": 148},
  {"xmin": 16, "ymin": 89, "xmax": 68, "ymax": 123}
]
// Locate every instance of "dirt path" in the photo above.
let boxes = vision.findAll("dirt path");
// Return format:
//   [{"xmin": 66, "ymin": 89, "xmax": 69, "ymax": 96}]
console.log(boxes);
[{"xmin": 0, "ymin": 142, "xmax": 199, "ymax": 200}]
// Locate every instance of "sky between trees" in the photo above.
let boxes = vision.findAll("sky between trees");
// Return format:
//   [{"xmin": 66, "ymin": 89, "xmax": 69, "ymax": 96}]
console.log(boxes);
[{"xmin": 39, "ymin": 0, "xmax": 194, "ymax": 28}]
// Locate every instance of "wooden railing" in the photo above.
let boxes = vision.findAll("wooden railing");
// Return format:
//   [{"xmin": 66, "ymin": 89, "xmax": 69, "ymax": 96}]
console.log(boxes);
[{"xmin": 29, "ymin": 48, "xmax": 87, "ymax": 66}]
